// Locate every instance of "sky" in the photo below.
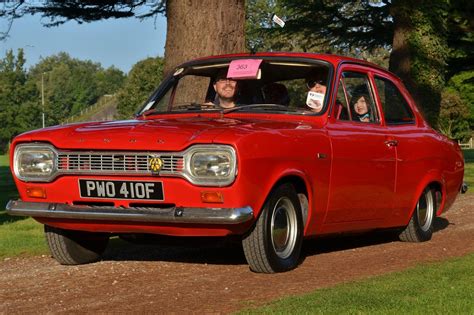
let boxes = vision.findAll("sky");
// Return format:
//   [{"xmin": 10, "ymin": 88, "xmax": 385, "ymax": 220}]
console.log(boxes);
[{"xmin": 0, "ymin": 13, "xmax": 167, "ymax": 74}]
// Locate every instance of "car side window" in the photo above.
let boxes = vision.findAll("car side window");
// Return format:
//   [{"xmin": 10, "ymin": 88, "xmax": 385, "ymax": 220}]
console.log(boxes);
[
  {"xmin": 374, "ymin": 76, "xmax": 415, "ymax": 125},
  {"xmin": 341, "ymin": 72, "xmax": 379, "ymax": 123}
]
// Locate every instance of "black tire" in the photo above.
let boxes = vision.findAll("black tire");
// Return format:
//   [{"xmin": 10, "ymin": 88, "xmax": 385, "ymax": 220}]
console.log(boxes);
[
  {"xmin": 242, "ymin": 183, "xmax": 303, "ymax": 273},
  {"xmin": 44, "ymin": 225, "xmax": 109, "ymax": 265},
  {"xmin": 399, "ymin": 187, "xmax": 436, "ymax": 242}
]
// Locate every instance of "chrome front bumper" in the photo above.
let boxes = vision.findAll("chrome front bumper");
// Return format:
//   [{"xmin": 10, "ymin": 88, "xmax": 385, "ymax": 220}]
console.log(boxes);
[{"xmin": 6, "ymin": 200, "xmax": 254, "ymax": 225}]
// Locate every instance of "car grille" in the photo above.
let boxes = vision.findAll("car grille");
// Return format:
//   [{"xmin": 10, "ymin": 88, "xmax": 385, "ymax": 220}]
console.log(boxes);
[{"xmin": 57, "ymin": 152, "xmax": 184, "ymax": 176}]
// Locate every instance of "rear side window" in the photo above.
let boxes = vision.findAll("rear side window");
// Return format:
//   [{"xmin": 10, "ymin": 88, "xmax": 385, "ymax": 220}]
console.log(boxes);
[
  {"xmin": 337, "ymin": 71, "xmax": 379, "ymax": 123},
  {"xmin": 375, "ymin": 76, "xmax": 415, "ymax": 124}
]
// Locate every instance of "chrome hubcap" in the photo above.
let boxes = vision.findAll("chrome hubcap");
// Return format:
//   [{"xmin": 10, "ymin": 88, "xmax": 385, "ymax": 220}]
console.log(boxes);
[
  {"xmin": 271, "ymin": 197, "xmax": 298, "ymax": 259},
  {"xmin": 417, "ymin": 189, "xmax": 434, "ymax": 232}
]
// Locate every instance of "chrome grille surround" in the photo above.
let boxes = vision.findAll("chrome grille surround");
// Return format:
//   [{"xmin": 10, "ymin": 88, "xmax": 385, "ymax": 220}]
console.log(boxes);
[{"xmin": 57, "ymin": 151, "xmax": 184, "ymax": 176}]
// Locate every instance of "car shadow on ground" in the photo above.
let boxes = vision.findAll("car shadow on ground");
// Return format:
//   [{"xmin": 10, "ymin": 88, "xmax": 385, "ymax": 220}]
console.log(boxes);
[
  {"xmin": 303, "ymin": 216, "xmax": 451, "ymax": 256},
  {"xmin": 102, "ymin": 235, "xmax": 248, "ymax": 266},
  {"xmin": 101, "ymin": 217, "xmax": 451, "ymax": 267}
]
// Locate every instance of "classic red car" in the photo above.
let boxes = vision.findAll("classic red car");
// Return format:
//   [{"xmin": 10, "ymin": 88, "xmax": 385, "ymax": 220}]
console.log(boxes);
[{"xmin": 7, "ymin": 52, "xmax": 466, "ymax": 273}]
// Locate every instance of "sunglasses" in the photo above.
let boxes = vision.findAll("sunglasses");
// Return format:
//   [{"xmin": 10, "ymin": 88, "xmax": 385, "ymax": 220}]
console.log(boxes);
[
  {"xmin": 215, "ymin": 78, "xmax": 237, "ymax": 84},
  {"xmin": 306, "ymin": 80, "xmax": 325, "ymax": 89}
]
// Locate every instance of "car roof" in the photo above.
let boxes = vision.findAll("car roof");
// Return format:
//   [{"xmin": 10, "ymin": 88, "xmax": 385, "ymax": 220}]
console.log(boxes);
[
  {"xmin": 180, "ymin": 51, "xmax": 397, "ymax": 81},
  {"xmin": 188, "ymin": 52, "xmax": 377, "ymax": 68}
]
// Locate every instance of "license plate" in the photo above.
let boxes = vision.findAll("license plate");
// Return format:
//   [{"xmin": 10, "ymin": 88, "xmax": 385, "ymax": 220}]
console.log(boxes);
[{"xmin": 79, "ymin": 179, "xmax": 164, "ymax": 200}]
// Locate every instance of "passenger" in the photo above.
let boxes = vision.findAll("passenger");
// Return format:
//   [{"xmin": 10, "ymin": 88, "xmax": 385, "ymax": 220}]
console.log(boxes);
[
  {"xmin": 212, "ymin": 69, "xmax": 238, "ymax": 109},
  {"xmin": 350, "ymin": 93, "xmax": 372, "ymax": 122},
  {"xmin": 305, "ymin": 73, "xmax": 327, "ymax": 112},
  {"xmin": 262, "ymin": 83, "xmax": 290, "ymax": 106}
]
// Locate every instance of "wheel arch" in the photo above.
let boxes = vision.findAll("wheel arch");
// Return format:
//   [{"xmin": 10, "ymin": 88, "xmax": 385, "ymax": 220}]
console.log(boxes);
[
  {"xmin": 405, "ymin": 171, "xmax": 445, "ymax": 224},
  {"xmin": 266, "ymin": 173, "xmax": 313, "ymax": 236}
]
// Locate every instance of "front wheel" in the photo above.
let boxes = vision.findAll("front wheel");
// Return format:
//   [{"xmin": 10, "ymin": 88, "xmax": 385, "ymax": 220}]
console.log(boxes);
[
  {"xmin": 399, "ymin": 187, "xmax": 436, "ymax": 242},
  {"xmin": 45, "ymin": 225, "xmax": 109, "ymax": 265},
  {"xmin": 242, "ymin": 183, "xmax": 303, "ymax": 273}
]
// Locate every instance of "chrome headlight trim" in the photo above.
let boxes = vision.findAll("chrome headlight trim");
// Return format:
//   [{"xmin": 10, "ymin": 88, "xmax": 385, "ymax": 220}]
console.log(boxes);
[
  {"xmin": 14, "ymin": 143, "xmax": 58, "ymax": 182},
  {"xmin": 183, "ymin": 145, "xmax": 237, "ymax": 186}
]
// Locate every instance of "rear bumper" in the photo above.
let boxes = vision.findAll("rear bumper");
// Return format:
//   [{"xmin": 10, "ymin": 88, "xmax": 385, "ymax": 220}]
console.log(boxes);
[{"xmin": 6, "ymin": 200, "xmax": 254, "ymax": 225}]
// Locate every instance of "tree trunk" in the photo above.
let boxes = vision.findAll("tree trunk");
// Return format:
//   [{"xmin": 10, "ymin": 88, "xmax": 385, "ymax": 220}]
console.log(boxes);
[
  {"xmin": 164, "ymin": 0, "xmax": 246, "ymax": 75},
  {"xmin": 389, "ymin": 0, "xmax": 449, "ymax": 127}
]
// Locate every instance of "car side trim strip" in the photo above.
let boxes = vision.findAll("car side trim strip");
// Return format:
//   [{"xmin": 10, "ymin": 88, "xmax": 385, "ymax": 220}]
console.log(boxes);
[{"xmin": 6, "ymin": 200, "xmax": 254, "ymax": 225}]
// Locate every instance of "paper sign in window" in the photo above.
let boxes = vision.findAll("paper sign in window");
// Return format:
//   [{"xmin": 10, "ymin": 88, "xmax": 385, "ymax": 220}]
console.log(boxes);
[
  {"xmin": 306, "ymin": 91, "xmax": 325, "ymax": 112},
  {"xmin": 227, "ymin": 59, "xmax": 263, "ymax": 79}
]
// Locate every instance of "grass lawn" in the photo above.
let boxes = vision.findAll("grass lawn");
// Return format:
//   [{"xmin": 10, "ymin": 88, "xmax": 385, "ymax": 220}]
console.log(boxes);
[
  {"xmin": 0, "ymin": 154, "xmax": 48, "ymax": 258},
  {"xmin": 241, "ymin": 254, "xmax": 474, "ymax": 314},
  {"xmin": 463, "ymin": 150, "xmax": 474, "ymax": 193},
  {"xmin": 463, "ymin": 148, "xmax": 474, "ymax": 163}
]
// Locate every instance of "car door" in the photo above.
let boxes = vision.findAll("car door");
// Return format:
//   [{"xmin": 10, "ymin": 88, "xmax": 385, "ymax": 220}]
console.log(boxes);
[
  {"xmin": 372, "ymin": 73, "xmax": 422, "ymax": 221},
  {"xmin": 324, "ymin": 66, "xmax": 397, "ymax": 225}
]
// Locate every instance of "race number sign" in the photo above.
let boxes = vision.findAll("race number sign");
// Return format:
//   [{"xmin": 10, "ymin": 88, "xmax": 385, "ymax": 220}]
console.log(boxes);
[{"xmin": 227, "ymin": 59, "xmax": 263, "ymax": 79}]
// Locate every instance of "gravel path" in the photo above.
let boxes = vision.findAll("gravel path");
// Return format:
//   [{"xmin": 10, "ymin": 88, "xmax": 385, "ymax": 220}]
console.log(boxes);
[{"xmin": 1, "ymin": 194, "xmax": 473, "ymax": 313}]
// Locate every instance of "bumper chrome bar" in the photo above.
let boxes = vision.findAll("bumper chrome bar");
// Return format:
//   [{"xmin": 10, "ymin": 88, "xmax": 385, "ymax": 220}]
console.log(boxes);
[{"xmin": 6, "ymin": 200, "xmax": 254, "ymax": 225}]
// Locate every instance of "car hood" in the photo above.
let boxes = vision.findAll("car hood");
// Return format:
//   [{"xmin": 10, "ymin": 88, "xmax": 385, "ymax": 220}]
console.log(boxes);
[{"xmin": 13, "ymin": 115, "xmax": 322, "ymax": 151}]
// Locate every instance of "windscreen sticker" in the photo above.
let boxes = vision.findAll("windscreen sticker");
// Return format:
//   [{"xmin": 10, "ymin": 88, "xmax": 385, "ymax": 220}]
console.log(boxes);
[
  {"xmin": 227, "ymin": 59, "xmax": 263, "ymax": 79},
  {"xmin": 306, "ymin": 91, "xmax": 325, "ymax": 111}
]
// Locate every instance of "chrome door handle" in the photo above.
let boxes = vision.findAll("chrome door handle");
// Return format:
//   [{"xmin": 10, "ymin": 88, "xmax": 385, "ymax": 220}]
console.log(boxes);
[{"xmin": 384, "ymin": 140, "xmax": 398, "ymax": 147}]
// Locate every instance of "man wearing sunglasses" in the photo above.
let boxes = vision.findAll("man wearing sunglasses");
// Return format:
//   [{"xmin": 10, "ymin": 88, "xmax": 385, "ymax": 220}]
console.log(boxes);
[
  {"xmin": 212, "ymin": 69, "xmax": 238, "ymax": 109},
  {"xmin": 305, "ymin": 75, "xmax": 327, "ymax": 113}
]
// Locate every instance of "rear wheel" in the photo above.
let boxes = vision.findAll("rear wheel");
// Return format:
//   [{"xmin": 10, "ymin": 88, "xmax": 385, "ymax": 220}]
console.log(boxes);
[
  {"xmin": 45, "ymin": 225, "xmax": 109, "ymax": 265},
  {"xmin": 399, "ymin": 187, "xmax": 436, "ymax": 242},
  {"xmin": 242, "ymin": 183, "xmax": 303, "ymax": 273}
]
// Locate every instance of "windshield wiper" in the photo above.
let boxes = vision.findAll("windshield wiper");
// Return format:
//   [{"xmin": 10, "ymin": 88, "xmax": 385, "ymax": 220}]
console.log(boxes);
[
  {"xmin": 173, "ymin": 102, "xmax": 215, "ymax": 110},
  {"xmin": 142, "ymin": 102, "xmax": 218, "ymax": 116},
  {"xmin": 223, "ymin": 104, "xmax": 296, "ymax": 114}
]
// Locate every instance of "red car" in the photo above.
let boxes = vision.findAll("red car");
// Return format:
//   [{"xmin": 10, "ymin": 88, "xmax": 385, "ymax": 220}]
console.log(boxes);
[{"xmin": 7, "ymin": 52, "xmax": 466, "ymax": 273}]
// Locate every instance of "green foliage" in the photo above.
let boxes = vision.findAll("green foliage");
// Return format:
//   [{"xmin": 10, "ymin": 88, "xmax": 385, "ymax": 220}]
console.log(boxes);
[
  {"xmin": 0, "ymin": 50, "xmax": 126, "ymax": 153},
  {"xmin": 247, "ymin": 0, "xmax": 471, "ymax": 128},
  {"xmin": 0, "ymin": 49, "xmax": 41, "ymax": 153},
  {"xmin": 269, "ymin": 0, "xmax": 393, "ymax": 52},
  {"xmin": 446, "ymin": 0, "xmax": 474, "ymax": 76},
  {"xmin": 447, "ymin": 70, "xmax": 474, "ymax": 129},
  {"xmin": 464, "ymin": 149, "xmax": 474, "ymax": 163},
  {"xmin": 438, "ymin": 89, "xmax": 471, "ymax": 141},
  {"xmin": 0, "ymin": 154, "xmax": 18, "ymax": 217},
  {"xmin": 241, "ymin": 254, "xmax": 474, "ymax": 314},
  {"xmin": 117, "ymin": 57, "xmax": 164, "ymax": 119},
  {"xmin": 28, "ymin": 52, "xmax": 125, "ymax": 125},
  {"xmin": 403, "ymin": 1, "xmax": 449, "ymax": 126},
  {"xmin": 95, "ymin": 66, "xmax": 126, "ymax": 96}
]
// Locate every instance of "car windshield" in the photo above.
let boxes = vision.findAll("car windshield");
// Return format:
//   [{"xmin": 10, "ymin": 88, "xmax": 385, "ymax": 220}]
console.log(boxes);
[{"xmin": 138, "ymin": 58, "xmax": 332, "ymax": 116}]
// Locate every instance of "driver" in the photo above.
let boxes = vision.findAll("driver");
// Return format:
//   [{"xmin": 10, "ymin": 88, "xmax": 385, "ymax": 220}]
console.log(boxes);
[{"xmin": 212, "ymin": 69, "xmax": 238, "ymax": 109}]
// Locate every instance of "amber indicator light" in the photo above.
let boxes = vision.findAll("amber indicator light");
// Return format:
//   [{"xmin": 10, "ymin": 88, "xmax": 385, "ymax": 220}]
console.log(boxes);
[
  {"xmin": 201, "ymin": 191, "xmax": 224, "ymax": 203},
  {"xmin": 26, "ymin": 187, "xmax": 47, "ymax": 199}
]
